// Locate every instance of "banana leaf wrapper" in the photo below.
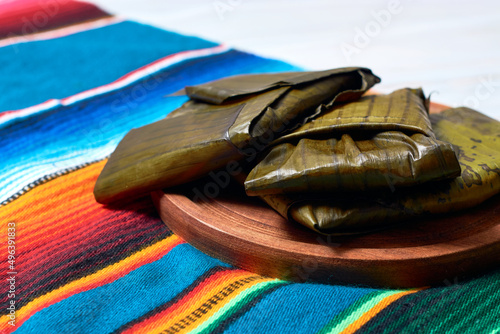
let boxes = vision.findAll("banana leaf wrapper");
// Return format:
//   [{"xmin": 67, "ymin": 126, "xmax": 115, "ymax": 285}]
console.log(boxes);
[
  {"xmin": 94, "ymin": 67, "xmax": 380, "ymax": 204},
  {"xmin": 258, "ymin": 107, "xmax": 500, "ymax": 235},
  {"xmin": 245, "ymin": 88, "xmax": 462, "ymax": 195}
]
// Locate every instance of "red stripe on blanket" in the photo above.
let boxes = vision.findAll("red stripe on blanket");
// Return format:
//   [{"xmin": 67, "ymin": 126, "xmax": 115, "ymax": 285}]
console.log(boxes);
[
  {"xmin": 0, "ymin": 0, "xmax": 110, "ymax": 39},
  {"xmin": 0, "ymin": 160, "xmax": 172, "ymax": 312}
]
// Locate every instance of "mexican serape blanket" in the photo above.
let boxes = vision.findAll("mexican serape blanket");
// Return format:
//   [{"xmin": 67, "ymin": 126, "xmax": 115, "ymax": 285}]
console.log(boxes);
[{"xmin": 1, "ymin": 1, "xmax": 499, "ymax": 333}]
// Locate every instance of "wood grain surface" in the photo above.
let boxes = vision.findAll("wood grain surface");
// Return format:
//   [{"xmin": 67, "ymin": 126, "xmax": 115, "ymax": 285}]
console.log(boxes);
[{"xmin": 151, "ymin": 101, "xmax": 500, "ymax": 288}]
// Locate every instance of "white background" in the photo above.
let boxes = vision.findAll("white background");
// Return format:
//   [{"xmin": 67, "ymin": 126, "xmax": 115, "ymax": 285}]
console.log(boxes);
[{"xmin": 92, "ymin": 0, "xmax": 500, "ymax": 120}]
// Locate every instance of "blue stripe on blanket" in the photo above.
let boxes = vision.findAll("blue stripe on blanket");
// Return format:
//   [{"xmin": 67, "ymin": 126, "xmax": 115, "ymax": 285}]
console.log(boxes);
[
  {"xmin": 0, "ymin": 20, "xmax": 218, "ymax": 111},
  {"xmin": 13, "ymin": 244, "xmax": 230, "ymax": 334},
  {"xmin": 0, "ymin": 49, "xmax": 299, "ymax": 203}
]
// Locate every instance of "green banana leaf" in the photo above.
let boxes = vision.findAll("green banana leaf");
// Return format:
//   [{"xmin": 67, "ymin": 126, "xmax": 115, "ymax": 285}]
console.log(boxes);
[
  {"xmin": 94, "ymin": 68, "xmax": 380, "ymax": 204},
  {"xmin": 245, "ymin": 89, "xmax": 461, "ymax": 195},
  {"xmin": 259, "ymin": 107, "xmax": 500, "ymax": 234}
]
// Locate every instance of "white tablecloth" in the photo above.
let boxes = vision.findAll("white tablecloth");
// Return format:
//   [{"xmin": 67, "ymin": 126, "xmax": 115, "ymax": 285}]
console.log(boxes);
[{"xmin": 93, "ymin": 0, "xmax": 500, "ymax": 120}]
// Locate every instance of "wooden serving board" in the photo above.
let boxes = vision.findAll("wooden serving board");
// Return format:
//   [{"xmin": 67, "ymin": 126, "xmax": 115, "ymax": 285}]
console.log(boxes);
[{"xmin": 151, "ymin": 102, "xmax": 500, "ymax": 288}]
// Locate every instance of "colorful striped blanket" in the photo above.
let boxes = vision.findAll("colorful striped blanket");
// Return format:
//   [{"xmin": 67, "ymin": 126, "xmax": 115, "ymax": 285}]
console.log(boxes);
[{"xmin": 1, "ymin": 1, "xmax": 499, "ymax": 333}]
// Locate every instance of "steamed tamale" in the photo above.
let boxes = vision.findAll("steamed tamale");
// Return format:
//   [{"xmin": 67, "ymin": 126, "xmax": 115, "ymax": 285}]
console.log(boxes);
[
  {"xmin": 245, "ymin": 89, "xmax": 461, "ymax": 195},
  {"xmin": 94, "ymin": 68, "xmax": 380, "ymax": 204},
  {"xmin": 259, "ymin": 107, "xmax": 500, "ymax": 235}
]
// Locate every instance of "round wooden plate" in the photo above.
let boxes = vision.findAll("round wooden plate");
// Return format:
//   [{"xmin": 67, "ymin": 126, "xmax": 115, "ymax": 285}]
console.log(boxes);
[{"xmin": 151, "ymin": 102, "xmax": 500, "ymax": 288}]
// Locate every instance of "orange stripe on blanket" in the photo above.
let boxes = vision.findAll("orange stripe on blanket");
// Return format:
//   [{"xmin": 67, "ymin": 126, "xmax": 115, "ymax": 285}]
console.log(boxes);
[
  {"xmin": 1, "ymin": 161, "xmax": 109, "ymax": 270},
  {"xmin": 0, "ymin": 160, "xmax": 141, "ymax": 260},
  {"xmin": 340, "ymin": 289, "xmax": 420, "ymax": 334},
  {"xmin": 0, "ymin": 160, "xmax": 107, "ymax": 222},
  {"xmin": 1, "ymin": 160, "xmax": 106, "ymax": 229},
  {"xmin": 0, "ymin": 235, "xmax": 183, "ymax": 333}
]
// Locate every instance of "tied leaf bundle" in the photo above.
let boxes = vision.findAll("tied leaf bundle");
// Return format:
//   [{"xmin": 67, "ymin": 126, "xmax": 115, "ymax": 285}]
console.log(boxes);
[
  {"xmin": 94, "ymin": 67, "xmax": 380, "ymax": 204},
  {"xmin": 244, "ymin": 88, "xmax": 461, "ymax": 195},
  {"xmin": 93, "ymin": 67, "xmax": 500, "ymax": 236},
  {"xmin": 259, "ymin": 107, "xmax": 500, "ymax": 234}
]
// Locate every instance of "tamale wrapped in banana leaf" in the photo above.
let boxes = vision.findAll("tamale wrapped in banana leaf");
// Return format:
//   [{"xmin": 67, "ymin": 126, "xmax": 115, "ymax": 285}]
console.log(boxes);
[
  {"xmin": 259, "ymin": 107, "xmax": 500, "ymax": 235},
  {"xmin": 94, "ymin": 67, "xmax": 380, "ymax": 204},
  {"xmin": 245, "ymin": 88, "xmax": 462, "ymax": 195}
]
